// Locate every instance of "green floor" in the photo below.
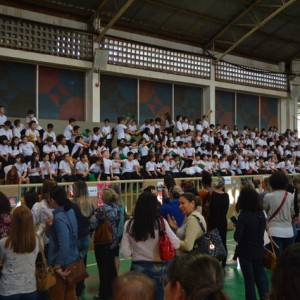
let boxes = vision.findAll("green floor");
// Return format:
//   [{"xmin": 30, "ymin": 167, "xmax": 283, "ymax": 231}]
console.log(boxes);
[{"xmin": 82, "ymin": 231, "xmax": 271, "ymax": 300}]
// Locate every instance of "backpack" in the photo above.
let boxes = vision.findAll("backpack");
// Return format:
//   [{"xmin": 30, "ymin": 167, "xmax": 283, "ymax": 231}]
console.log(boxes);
[{"xmin": 199, "ymin": 189, "xmax": 212, "ymax": 223}]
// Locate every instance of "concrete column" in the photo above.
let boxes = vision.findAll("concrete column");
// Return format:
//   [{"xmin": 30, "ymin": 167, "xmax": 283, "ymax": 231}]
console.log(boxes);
[
  {"xmin": 86, "ymin": 69, "xmax": 100, "ymax": 122},
  {"xmin": 202, "ymin": 64, "xmax": 215, "ymax": 124}
]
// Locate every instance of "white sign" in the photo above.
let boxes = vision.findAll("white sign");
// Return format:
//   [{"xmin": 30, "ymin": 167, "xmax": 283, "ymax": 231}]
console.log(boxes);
[
  {"xmin": 223, "ymin": 176, "xmax": 231, "ymax": 185},
  {"xmin": 88, "ymin": 186, "xmax": 97, "ymax": 197}
]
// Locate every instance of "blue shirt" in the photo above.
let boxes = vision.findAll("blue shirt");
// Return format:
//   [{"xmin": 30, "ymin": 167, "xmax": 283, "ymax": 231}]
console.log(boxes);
[
  {"xmin": 48, "ymin": 207, "xmax": 79, "ymax": 266},
  {"xmin": 161, "ymin": 199, "xmax": 184, "ymax": 227}
]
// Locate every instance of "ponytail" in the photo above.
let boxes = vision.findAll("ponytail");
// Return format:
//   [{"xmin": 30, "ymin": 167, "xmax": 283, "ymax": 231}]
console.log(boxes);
[{"xmin": 189, "ymin": 284, "xmax": 228, "ymax": 300}]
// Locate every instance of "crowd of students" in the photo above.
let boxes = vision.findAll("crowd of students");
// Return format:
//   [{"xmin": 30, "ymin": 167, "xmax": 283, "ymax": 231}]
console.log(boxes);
[{"xmin": 0, "ymin": 105, "xmax": 299, "ymax": 185}]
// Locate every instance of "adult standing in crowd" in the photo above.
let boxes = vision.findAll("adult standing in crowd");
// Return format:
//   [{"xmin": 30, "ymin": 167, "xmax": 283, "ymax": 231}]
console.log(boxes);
[
  {"xmin": 0, "ymin": 192, "xmax": 11, "ymax": 240},
  {"xmin": 0, "ymin": 205, "xmax": 39, "ymax": 300},
  {"xmin": 47, "ymin": 186, "xmax": 79, "ymax": 300},
  {"xmin": 121, "ymin": 192, "xmax": 180, "ymax": 300},
  {"xmin": 70, "ymin": 180, "xmax": 94, "ymax": 299},
  {"xmin": 94, "ymin": 188, "xmax": 120, "ymax": 300},
  {"xmin": 264, "ymin": 172, "xmax": 294, "ymax": 257},
  {"xmin": 207, "ymin": 177, "xmax": 229, "ymax": 268},
  {"xmin": 270, "ymin": 243, "xmax": 300, "ymax": 300},
  {"xmin": 234, "ymin": 188, "xmax": 269, "ymax": 300},
  {"xmin": 165, "ymin": 254, "xmax": 228, "ymax": 300},
  {"xmin": 31, "ymin": 179, "xmax": 57, "ymax": 246},
  {"xmin": 168, "ymin": 192, "xmax": 206, "ymax": 253}
]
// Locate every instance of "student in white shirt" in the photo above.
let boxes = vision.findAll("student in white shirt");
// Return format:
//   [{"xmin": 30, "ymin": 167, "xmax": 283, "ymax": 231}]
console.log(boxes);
[
  {"xmin": 59, "ymin": 153, "xmax": 76, "ymax": 182},
  {"xmin": 0, "ymin": 106, "xmax": 7, "ymax": 127},
  {"xmin": 102, "ymin": 150, "xmax": 119, "ymax": 181},
  {"xmin": 14, "ymin": 154, "xmax": 29, "ymax": 184},
  {"xmin": 89, "ymin": 157, "xmax": 103, "ymax": 181},
  {"xmin": 75, "ymin": 153, "xmax": 90, "ymax": 181},
  {"xmin": 56, "ymin": 134, "xmax": 69, "ymax": 158},
  {"xmin": 0, "ymin": 121, "xmax": 13, "ymax": 143},
  {"xmin": 19, "ymin": 136, "xmax": 36, "ymax": 163},
  {"xmin": 42, "ymin": 137, "xmax": 58, "ymax": 155},
  {"xmin": 40, "ymin": 153, "xmax": 52, "ymax": 180},
  {"xmin": 27, "ymin": 153, "xmax": 43, "ymax": 183},
  {"xmin": 122, "ymin": 152, "xmax": 142, "ymax": 180},
  {"xmin": 42, "ymin": 123, "xmax": 56, "ymax": 143}
]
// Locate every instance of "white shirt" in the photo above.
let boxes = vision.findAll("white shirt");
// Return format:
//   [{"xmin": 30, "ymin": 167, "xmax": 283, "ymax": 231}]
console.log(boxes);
[
  {"xmin": 59, "ymin": 160, "xmax": 72, "ymax": 175},
  {"xmin": 57, "ymin": 144, "xmax": 69, "ymax": 156},
  {"xmin": 42, "ymin": 131, "xmax": 56, "ymax": 142},
  {"xmin": 0, "ymin": 128, "xmax": 12, "ymax": 140},
  {"xmin": 116, "ymin": 124, "xmax": 127, "ymax": 140},
  {"xmin": 0, "ymin": 114, "xmax": 7, "ymax": 126},
  {"xmin": 102, "ymin": 125, "xmax": 112, "ymax": 139},
  {"xmin": 122, "ymin": 159, "xmax": 134, "ymax": 174},
  {"xmin": 19, "ymin": 142, "xmax": 35, "ymax": 156},
  {"xmin": 14, "ymin": 162, "xmax": 27, "ymax": 176},
  {"xmin": 121, "ymin": 219, "xmax": 180, "ymax": 261},
  {"xmin": 103, "ymin": 158, "xmax": 113, "ymax": 174},
  {"xmin": 25, "ymin": 128, "xmax": 40, "ymax": 142},
  {"xmin": 76, "ymin": 161, "xmax": 89, "ymax": 173},
  {"xmin": 64, "ymin": 124, "xmax": 73, "ymax": 140},
  {"xmin": 42, "ymin": 144, "xmax": 58, "ymax": 154}
]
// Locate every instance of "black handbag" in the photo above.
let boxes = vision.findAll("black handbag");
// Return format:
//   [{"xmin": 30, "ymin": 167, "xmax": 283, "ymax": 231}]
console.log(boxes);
[{"xmin": 192, "ymin": 216, "xmax": 227, "ymax": 261}]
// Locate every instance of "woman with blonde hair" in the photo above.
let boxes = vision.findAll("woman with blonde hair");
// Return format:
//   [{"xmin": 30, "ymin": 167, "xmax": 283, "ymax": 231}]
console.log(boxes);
[
  {"xmin": 0, "ymin": 205, "xmax": 39, "ymax": 299},
  {"xmin": 70, "ymin": 180, "xmax": 94, "ymax": 298}
]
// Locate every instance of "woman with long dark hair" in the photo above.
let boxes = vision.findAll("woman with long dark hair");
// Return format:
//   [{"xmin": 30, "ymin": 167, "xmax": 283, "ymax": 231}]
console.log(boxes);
[
  {"xmin": 234, "ymin": 187, "xmax": 269, "ymax": 300},
  {"xmin": 121, "ymin": 192, "xmax": 180, "ymax": 300},
  {"xmin": 47, "ymin": 186, "xmax": 79, "ymax": 300},
  {"xmin": 0, "ymin": 205, "xmax": 39, "ymax": 299}
]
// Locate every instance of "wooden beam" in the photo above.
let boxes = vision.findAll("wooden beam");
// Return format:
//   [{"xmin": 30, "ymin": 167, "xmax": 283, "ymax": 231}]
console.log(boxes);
[
  {"xmin": 214, "ymin": 0, "xmax": 296, "ymax": 63},
  {"xmin": 95, "ymin": 0, "xmax": 136, "ymax": 43}
]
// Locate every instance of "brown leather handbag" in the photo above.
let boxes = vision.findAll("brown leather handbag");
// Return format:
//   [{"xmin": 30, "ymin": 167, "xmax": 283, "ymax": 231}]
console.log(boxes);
[
  {"xmin": 94, "ymin": 206, "xmax": 113, "ymax": 245},
  {"xmin": 63, "ymin": 257, "xmax": 89, "ymax": 286}
]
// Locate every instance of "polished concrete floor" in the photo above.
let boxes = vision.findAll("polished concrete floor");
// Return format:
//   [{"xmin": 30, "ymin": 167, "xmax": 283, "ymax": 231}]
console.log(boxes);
[{"xmin": 83, "ymin": 231, "xmax": 271, "ymax": 300}]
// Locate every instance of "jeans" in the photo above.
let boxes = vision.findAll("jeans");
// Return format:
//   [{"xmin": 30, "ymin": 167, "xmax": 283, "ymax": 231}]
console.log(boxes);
[
  {"xmin": 270, "ymin": 236, "xmax": 294, "ymax": 258},
  {"xmin": 239, "ymin": 256, "xmax": 269, "ymax": 300},
  {"xmin": 131, "ymin": 261, "xmax": 167, "ymax": 300},
  {"xmin": 0, "ymin": 292, "xmax": 37, "ymax": 300},
  {"xmin": 76, "ymin": 235, "xmax": 90, "ymax": 296},
  {"xmin": 94, "ymin": 245, "xmax": 117, "ymax": 300}
]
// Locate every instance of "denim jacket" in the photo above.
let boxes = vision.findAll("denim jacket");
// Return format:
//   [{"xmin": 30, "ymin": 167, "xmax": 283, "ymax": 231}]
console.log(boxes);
[{"xmin": 48, "ymin": 207, "xmax": 79, "ymax": 266}]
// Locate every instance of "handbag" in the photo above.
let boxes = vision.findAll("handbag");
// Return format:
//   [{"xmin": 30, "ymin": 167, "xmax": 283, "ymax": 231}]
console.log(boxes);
[
  {"xmin": 36, "ymin": 238, "xmax": 56, "ymax": 291},
  {"xmin": 159, "ymin": 217, "xmax": 176, "ymax": 261},
  {"xmin": 63, "ymin": 213, "xmax": 89, "ymax": 286},
  {"xmin": 192, "ymin": 216, "xmax": 227, "ymax": 260},
  {"xmin": 263, "ymin": 224, "xmax": 279, "ymax": 270},
  {"xmin": 94, "ymin": 206, "xmax": 113, "ymax": 245},
  {"xmin": 63, "ymin": 257, "xmax": 89, "ymax": 286}
]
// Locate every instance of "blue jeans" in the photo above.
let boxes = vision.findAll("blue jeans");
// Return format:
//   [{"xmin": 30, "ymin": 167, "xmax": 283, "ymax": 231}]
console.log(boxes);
[
  {"xmin": 270, "ymin": 236, "xmax": 293, "ymax": 258},
  {"xmin": 239, "ymin": 257, "xmax": 269, "ymax": 300},
  {"xmin": 76, "ymin": 235, "xmax": 90, "ymax": 296},
  {"xmin": 0, "ymin": 291, "xmax": 37, "ymax": 300},
  {"xmin": 131, "ymin": 261, "xmax": 167, "ymax": 300}
]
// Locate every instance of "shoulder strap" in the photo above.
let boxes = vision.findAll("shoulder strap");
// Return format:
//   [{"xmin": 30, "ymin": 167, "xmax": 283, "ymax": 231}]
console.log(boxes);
[
  {"xmin": 159, "ymin": 216, "xmax": 166, "ymax": 234},
  {"xmin": 268, "ymin": 191, "xmax": 288, "ymax": 222},
  {"xmin": 37, "ymin": 236, "xmax": 48, "ymax": 267},
  {"xmin": 63, "ymin": 211, "xmax": 80, "ymax": 257},
  {"xmin": 193, "ymin": 215, "xmax": 206, "ymax": 234}
]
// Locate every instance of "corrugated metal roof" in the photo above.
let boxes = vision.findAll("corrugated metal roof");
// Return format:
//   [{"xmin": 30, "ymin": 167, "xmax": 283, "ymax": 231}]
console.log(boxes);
[{"xmin": 3, "ymin": 0, "xmax": 300, "ymax": 63}]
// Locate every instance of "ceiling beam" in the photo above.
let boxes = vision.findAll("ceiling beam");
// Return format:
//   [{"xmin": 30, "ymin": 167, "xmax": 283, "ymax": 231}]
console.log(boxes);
[
  {"xmin": 214, "ymin": 0, "xmax": 296, "ymax": 63},
  {"xmin": 95, "ymin": 0, "xmax": 136, "ymax": 43},
  {"xmin": 205, "ymin": 0, "xmax": 263, "ymax": 50},
  {"xmin": 144, "ymin": 0, "xmax": 227, "ymax": 25},
  {"xmin": 88, "ymin": 0, "xmax": 110, "ymax": 23}
]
